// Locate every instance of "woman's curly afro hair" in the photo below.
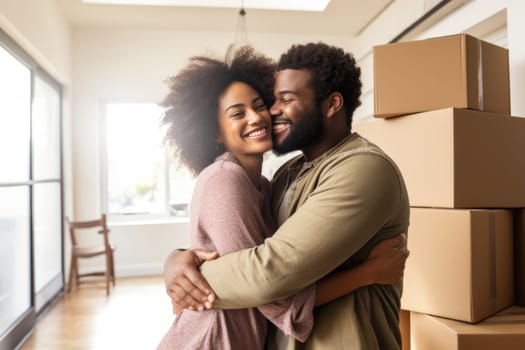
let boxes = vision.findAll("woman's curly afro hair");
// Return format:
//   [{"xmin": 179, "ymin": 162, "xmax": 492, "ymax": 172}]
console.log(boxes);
[
  {"xmin": 161, "ymin": 46, "xmax": 276, "ymax": 175},
  {"xmin": 277, "ymin": 42, "xmax": 362, "ymax": 128}
]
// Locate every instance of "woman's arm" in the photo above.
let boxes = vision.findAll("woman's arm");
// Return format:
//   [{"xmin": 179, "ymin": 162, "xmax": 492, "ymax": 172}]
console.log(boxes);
[
  {"xmin": 189, "ymin": 164, "xmax": 317, "ymax": 341},
  {"xmin": 315, "ymin": 234, "xmax": 408, "ymax": 306}
]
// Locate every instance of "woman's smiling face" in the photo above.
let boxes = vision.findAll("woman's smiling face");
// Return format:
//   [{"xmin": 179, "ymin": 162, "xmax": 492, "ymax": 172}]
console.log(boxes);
[{"xmin": 216, "ymin": 81, "xmax": 273, "ymax": 158}]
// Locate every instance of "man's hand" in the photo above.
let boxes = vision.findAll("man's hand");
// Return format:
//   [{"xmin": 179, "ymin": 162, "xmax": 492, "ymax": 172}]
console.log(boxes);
[
  {"xmin": 164, "ymin": 249, "xmax": 219, "ymax": 314},
  {"xmin": 365, "ymin": 234, "xmax": 409, "ymax": 285}
]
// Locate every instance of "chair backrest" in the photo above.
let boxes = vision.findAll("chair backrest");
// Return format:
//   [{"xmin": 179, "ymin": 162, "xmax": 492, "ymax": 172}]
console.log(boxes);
[
  {"xmin": 66, "ymin": 214, "xmax": 115, "ymax": 295},
  {"xmin": 66, "ymin": 214, "xmax": 110, "ymax": 249}
]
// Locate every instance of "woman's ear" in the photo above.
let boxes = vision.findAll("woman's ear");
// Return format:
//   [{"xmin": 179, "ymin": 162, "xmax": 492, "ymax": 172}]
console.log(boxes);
[
  {"xmin": 323, "ymin": 92, "xmax": 344, "ymax": 118},
  {"xmin": 215, "ymin": 134, "xmax": 223, "ymax": 144}
]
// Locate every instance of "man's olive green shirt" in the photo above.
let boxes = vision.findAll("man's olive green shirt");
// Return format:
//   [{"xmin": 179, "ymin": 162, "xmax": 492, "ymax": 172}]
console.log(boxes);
[{"xmin": 200, "ymin": 133, "xmax": 410, "ymax": 349}]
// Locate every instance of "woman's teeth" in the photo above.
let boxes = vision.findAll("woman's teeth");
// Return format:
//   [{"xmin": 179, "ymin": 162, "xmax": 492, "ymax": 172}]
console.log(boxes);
[{"xmin": 246, "ymin": 128, "xmax": 266, "ymax": 137}]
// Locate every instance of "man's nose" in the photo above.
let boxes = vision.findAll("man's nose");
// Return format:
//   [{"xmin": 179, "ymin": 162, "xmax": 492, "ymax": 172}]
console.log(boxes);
[{"xmin": 269, "ymin": 101, "xmax": 280, "ymax": 116}]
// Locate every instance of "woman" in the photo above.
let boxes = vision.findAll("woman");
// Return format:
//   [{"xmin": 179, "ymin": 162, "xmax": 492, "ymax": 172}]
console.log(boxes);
[{"xmin": 157, "ymin": 46, "xmax": 407, "ymax": 349}]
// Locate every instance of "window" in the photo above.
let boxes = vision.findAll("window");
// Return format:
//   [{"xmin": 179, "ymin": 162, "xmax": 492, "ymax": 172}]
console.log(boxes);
[{"xmin": 103, "ymin": 103, "xmax": 195, "ymax": 220}]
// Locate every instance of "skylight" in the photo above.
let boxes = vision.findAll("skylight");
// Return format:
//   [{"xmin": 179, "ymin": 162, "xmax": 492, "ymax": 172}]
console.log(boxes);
[{"xmin": 82, "ymin": 0, "xmax": 332, "ymax": 12}]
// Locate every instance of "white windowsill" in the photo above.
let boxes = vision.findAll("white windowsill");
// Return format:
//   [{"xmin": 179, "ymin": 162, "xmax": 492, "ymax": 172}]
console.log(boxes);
[{"xmin": 108, "ymin": 216, "xmax": 190, "ymax": 226}]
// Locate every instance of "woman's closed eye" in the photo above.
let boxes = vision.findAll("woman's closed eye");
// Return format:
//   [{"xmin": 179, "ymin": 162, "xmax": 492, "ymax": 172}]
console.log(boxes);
[
  {"xmin": 229, "ymin": 109, "xmax": 245, "ymax": 119},
  {"xmin": 254, "ymin": 103, "xmax": 267, "ymax": 112}
]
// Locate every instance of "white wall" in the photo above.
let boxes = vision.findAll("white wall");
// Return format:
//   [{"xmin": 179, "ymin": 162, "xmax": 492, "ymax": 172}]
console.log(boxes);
[
  {"xmin": 81, "ymin": 220, "xmax": 191, "ymax": 277},
  {"xmin": 507, "ymin": 0, "xmax": 525, "ymax": 116}
]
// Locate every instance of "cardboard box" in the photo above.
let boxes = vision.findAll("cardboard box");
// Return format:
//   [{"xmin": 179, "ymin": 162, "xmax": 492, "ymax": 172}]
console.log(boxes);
[
  {"xmin": 354, "ymin": 108, "xmax": 525, "ymax": 208},
  {"xmin": 400, "ymin": 309, "xmax": 411, "ymax": 350},
  {"xmin": 515, "ymin": 209, "xmax": 525, "ymax": 306},
  {"xmin": 401, "ymin": 208, "xmax": 514, "ymax": 323},
  {"xmin": 374, "ymin": 34, "xmax": 510, "ymax": 118},
  {"xmin": 410, "ymin": 307, "xmax": 525, "ymax": 350}
]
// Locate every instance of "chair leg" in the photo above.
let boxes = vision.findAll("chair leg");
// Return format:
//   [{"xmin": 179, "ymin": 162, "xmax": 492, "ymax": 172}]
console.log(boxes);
[
  {"xmin": 68, "ymin": 255, "xmax": 76, "ymax": 293},
  {"xmin": 105, "ymin": 254, "xmax": 111, "ymax": 296},
  {"xmin": 74, "ymin": 259, "xmax": 80, "ymax": 287},
  {"xmin": 109, "ymin": 251, "xmax": 116, "ymax": 286}
]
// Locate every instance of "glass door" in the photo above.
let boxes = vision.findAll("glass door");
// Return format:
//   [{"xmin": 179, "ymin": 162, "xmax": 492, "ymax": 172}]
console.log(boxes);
[
  {"xmin": 0, "ymin": 41, "xmax": 34, "ymax": 350},
  {"xmin": 32, "ymin": 74, "xmax": 63, "ymax": 313},
  {"xmin": 0, "ymin": 29, "xmax": 64, "ymax": 349}
]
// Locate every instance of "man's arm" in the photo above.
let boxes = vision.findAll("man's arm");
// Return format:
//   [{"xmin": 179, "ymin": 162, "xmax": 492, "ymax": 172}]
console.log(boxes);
[
  {"xmin": 166, "ymin": 231, "xmax": 408, "ymax": 311},
  {"xmin": 200, "ymin": 153, "xmax": 408, "ymax": 308}
]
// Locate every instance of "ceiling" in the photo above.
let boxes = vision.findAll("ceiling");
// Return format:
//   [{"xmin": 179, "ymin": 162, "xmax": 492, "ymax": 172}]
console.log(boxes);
[{"xmin": 56, "ymin": 0, "xmax": 393, "ymax": 36}]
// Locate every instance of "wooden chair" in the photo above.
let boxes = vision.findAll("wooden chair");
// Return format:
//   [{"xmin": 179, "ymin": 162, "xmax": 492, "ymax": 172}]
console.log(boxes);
[{"xmin": 66, "ymin": 214, "xmax": 116, "ymax": 296}]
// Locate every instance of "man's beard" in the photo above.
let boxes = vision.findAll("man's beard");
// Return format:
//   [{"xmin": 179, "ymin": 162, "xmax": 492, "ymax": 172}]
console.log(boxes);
[{"xmin": 273, "ymin": 104, "xmax": 324, "ymax": 155}]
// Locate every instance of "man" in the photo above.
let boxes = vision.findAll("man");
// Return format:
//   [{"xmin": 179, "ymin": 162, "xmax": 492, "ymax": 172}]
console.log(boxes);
[{"xmin": 164, "ymin": 42, "xmax": 410, "ymax": 349}]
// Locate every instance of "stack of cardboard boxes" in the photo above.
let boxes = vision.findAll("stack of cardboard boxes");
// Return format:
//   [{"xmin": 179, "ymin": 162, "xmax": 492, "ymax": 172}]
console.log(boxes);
[{"xmin": 354, "ymin": 34, "xmax": 525, "ymax": 350}]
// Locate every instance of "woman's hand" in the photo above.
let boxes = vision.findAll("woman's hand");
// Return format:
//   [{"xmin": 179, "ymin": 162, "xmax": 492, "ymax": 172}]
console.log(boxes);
[{"xmin": 364, "ymin": 234, "xmax": 409, "ymax": 285}]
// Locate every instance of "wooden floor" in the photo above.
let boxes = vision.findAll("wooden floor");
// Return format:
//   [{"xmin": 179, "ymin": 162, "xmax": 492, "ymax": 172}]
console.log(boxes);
[{"xmin": 19, "ymin": 276, "xmax": 175, "ymax": 350}]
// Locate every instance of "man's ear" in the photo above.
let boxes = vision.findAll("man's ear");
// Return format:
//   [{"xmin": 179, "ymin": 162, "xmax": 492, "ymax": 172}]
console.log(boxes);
[{"xmin": 323, "ymin": 92, "xmax": 344, "ymax": 118}]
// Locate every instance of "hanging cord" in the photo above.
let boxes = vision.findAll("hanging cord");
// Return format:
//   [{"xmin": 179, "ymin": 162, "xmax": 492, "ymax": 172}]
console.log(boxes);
[
  {"xmin": 227, "ymin": 0, "xmax": 248, "ymax": 65},
  {"xmin": 234, "ymin": 0, "xmax": 248, "ymax": 46}
]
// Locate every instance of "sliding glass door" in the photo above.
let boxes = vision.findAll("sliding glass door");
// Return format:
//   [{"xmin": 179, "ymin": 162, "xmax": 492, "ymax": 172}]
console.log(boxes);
[
  {"xmin": 0, "ymin": 41, "xmax": 34, "ymax": 350},
  {"xmin": 32, "ymin": 74, "xmax": 63, "ymax": 313},
  {"xmin": 0, "ymin": 30, "xmax": 63, "ymax": 349}
]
